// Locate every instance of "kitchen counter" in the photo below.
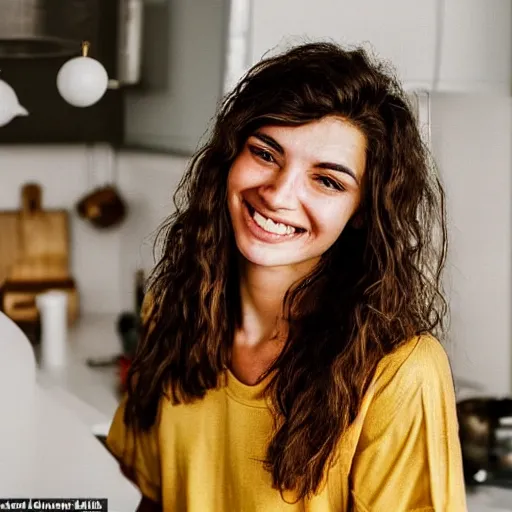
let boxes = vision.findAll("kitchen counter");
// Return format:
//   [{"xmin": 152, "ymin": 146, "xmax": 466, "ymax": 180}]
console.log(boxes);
[
  {"xmin": 38, "ymin": 314, "xmax": 512, "ymax": 511},
  {"xmin": 36, "ymin": 314, "xmax": 123, "ymax": 426},
  {"xmin": 467, "ymin": 487, "xmax": 512, "ymax": 511}
]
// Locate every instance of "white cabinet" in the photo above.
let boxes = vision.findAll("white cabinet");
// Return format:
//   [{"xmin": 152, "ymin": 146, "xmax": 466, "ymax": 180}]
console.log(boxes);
[
  {"xmin": 436, "ymin": 0, "xmax": 512, "ymax": 94},
  {"xmin": 237, "ymin": 0, "xmax": 512, "ymax": 95},
  {"xmin": 247, "ymin": 0, "xmax": 438, "ymax": 91},
  {"xmin": 123, "ymin": 0, "xmax": 512, "ymax": 154}
]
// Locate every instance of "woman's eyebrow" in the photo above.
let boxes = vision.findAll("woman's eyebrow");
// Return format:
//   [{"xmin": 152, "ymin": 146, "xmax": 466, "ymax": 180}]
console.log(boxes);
[
  {"xmin": 315, "ymin": 162, "xmax": 359, "ymax": 184},
  {"xmin": 251, "ymin": 132, "xmax": 284, "ymax": 155}
]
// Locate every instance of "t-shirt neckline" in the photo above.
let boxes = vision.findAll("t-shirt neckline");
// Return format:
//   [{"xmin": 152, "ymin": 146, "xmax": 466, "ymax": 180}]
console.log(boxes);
[{"xmin": 224, "ymin": 367, "xmax": 275, "ymax": 408}]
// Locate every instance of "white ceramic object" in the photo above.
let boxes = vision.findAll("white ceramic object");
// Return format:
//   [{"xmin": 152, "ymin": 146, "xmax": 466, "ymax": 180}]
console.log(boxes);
[
  {"xmin": 0, "ymin": 79, "xmax": 28, "ymax": 127},
  {"xmin": 57, "ymin": 54, "xmax": 108, "ymax": 107}
]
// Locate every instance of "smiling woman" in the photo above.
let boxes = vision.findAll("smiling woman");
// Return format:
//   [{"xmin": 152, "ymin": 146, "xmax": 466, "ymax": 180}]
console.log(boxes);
[{"xmin": 106, "ymin": 42, "xmax": 467, "ymax": 511}]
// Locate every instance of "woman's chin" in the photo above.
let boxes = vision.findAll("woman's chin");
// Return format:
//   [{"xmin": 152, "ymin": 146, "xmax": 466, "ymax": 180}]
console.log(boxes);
[
  {"xmin": 236, "ymin": 244, "xmax": 319, "ymax": 271},
  {"xmin": 237, "ymin": 246, "xmax": 294, "ymax": 268}
]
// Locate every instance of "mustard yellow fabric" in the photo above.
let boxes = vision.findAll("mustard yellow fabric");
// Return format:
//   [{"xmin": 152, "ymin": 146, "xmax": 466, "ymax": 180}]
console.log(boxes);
[{"xmin": 107, "ymin": 335, "xmax": 468, "ymax": 511}]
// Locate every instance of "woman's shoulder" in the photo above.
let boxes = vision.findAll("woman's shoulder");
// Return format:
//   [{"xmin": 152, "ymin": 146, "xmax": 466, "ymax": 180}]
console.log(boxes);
[
  {"xmin": 353, "ymin": 334, "xmax": 458, "ymax": 439},
  {"xmin": 371, "ymin": 334, "xmax": 454, "ymax": 396}
]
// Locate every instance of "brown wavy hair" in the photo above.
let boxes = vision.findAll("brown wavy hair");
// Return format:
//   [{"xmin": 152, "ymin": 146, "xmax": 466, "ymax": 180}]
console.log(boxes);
[{"xmin": 124, "ymin": 42, "xmax": 448, "ymax": 501}]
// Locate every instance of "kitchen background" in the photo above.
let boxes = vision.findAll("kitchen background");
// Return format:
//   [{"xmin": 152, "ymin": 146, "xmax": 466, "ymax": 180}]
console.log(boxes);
[{"xmin": 1, "ymin": 0, "xmax": 512, "ymax": 504}]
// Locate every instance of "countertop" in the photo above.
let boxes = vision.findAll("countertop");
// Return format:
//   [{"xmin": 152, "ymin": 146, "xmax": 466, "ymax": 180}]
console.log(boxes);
[{"xmin": 36, "ymin": 314, "xmax": 123, "ymax": 426}]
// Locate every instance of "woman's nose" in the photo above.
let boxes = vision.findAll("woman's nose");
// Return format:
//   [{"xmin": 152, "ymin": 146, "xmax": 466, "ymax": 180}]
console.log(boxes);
[{"xmin": 258, "ymin": 167, "xmax": 300, "ymax": 211}]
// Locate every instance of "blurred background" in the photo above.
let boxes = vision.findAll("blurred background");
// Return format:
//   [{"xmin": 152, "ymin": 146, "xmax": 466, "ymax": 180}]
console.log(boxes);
[{"xmin": 0, "ymin": 0, "xmax": 511, "ymax": 504}]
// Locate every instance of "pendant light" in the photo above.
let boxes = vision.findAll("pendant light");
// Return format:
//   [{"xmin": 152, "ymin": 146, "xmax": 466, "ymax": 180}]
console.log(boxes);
[
  {"xmin": 57, "ymin": 41, "xmax": 109, "ymax": 107},
  {"xmin": 0, "ymin": 77, "xmax": 28, "ymax": 127}
]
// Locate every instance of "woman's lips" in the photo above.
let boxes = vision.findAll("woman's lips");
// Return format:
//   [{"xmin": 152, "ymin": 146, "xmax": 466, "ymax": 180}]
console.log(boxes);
[
  {"xmin": 241, "ymin": 200, "xmax": 306, "ymax": 244},
  {"xmin": 244, "ymin": 200, "xmax": 305, "ymax": 231}
]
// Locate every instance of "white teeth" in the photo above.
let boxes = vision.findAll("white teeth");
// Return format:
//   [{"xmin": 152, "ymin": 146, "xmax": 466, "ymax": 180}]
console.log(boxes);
[{"xmin": 252, "ymin": 209, "xmax": 296, "ymax": 235}]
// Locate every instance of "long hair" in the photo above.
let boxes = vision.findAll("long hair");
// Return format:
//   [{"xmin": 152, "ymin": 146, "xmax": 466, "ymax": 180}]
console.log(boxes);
[{"xmin": 125, "ymin": 42, "xmax": 448, "ymax": 501}]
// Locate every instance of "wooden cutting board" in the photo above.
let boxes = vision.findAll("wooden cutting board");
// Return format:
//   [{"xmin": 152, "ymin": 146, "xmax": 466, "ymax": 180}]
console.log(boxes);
[{"xmin": 0, "ymin": 183, "xmax": 70, "ymax": 285}]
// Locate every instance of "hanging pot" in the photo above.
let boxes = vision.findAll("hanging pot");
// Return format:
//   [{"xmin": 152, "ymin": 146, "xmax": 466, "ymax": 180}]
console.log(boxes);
[{"xmin": 76, "ymin": 184, "xmax": 126, "ymax": 229}]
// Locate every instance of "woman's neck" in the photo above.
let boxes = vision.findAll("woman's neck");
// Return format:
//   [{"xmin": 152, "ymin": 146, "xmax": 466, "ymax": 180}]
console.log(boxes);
[{"xmin": 236, "ymin": 257, "xmax": 316, "ymax": 348}]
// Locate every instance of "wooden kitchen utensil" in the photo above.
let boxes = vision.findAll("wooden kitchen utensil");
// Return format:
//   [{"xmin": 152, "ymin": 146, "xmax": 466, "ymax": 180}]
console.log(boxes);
[{"xmin": 14, "ymin": 183, "xmax": 69, "ymax": 281}]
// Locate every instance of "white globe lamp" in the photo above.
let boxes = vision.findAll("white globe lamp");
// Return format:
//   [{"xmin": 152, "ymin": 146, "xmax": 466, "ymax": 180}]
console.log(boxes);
[
  {"xmin": 57, "ymin": 41, "xmax": 109, "ymax": 108},
  {"xmin": 0, "ymin": 78, "xmax": 28, "ymax": 127}
]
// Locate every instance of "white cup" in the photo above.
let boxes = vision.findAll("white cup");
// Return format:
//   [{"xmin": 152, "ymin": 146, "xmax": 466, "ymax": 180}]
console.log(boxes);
[{"xmin": 36, "ymin": 290, "xmax": 68, "ymax": 369}]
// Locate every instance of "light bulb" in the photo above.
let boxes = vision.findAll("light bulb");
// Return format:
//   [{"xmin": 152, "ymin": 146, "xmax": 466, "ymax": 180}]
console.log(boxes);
[
  {"xmin": 0, "ymin": 79, "xmax": 28, "ymax": 127},
  {"xmin": 57, "ymin": 41, "xmax": 108, "ymax": 108}
]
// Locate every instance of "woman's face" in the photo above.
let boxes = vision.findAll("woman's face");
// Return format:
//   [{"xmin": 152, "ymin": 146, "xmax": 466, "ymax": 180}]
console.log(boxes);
[{"xmin": 227, "ymin": 116, "xmax": 367, "ymax": 270}]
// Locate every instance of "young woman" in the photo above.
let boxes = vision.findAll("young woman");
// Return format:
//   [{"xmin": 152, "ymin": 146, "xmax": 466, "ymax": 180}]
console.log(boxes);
[{"xmin": 107, "ymin": 42, "xmax": 467, "ymax": 511}]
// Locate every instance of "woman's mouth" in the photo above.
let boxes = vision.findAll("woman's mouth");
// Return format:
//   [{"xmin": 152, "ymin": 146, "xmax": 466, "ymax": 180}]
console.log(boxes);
[{"xmin": 242, "ymin": 200, "xmax": 306, "ymax": 241}]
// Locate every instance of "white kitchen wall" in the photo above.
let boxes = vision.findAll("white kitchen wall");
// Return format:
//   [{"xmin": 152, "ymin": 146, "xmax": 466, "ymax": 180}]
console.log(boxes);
[
  {"xmin": 116, "ymin": 151, "xmax": 187, "ymax": 311},
  {"xmin": 0, "ymin": 93, "xmax": 511, "ymax": 394},
  {"xmin": 431, "ymin": 93, "xmax": 512, "ymax": 396}
]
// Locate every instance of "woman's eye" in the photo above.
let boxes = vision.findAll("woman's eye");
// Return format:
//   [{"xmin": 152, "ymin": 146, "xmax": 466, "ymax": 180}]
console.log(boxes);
[
  {"xmin": 316, "ymin": 176, "xmax": 345, "ymax": 191},
  {"xmin": 249, "ymin": 146, "xmax": 275, "ymax": 163}
]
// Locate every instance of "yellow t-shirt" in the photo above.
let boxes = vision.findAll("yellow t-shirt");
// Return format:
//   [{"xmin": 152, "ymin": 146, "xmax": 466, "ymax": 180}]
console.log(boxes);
[{"xmin": 106, "ymin": 335, "xmax": 468, "ymax": 511}]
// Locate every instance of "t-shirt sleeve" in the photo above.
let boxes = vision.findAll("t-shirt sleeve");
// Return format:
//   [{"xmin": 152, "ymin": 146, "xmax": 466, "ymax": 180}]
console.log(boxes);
[
  {"xmin": 106, "ymin": 393, "xmax": 162, "ymax": 503},
  {"xmin": 349, "ymin": 336, "xmax": 468, "ymax": 512}
]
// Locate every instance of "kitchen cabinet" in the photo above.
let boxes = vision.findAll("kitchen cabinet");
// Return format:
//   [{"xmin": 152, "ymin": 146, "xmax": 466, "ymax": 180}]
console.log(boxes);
[
  {"xmin": 1, "ymin": 0, "xmax": 507, "ymax": 151},
  {"xmin": 248, "ymin": 0, "xmax": 439, "ymax": 92},
  {"xmin": 0, "ymin": 1, "xmax": 508, "ymax": 150},
  {"xmin": 435, "ymin": 0, "xmax": 512, "ymax": 94},
  {"xmin": 121, "ymin": 0, "xmax": 512, "ymax": 153},
  {"xmin": 245, "ymin": 0, "xmax": 512, "ymax": 95},
  {"xmin": 123, "ymin": 0, "xmax": 440, "ymax": 153}
]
